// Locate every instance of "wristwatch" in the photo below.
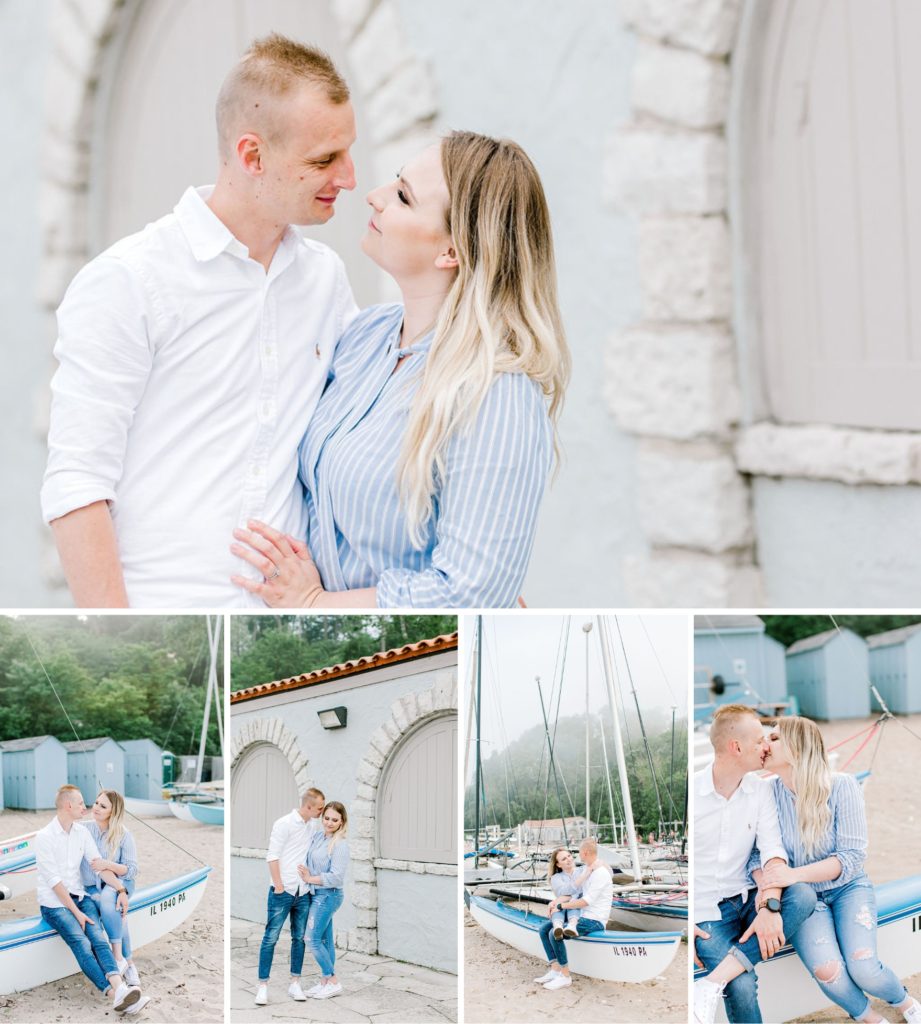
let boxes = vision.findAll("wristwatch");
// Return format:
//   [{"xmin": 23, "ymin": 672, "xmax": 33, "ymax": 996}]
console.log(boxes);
[{"xmin": 758, "ymin": 896, "xmax": 781, "ymax": 913}]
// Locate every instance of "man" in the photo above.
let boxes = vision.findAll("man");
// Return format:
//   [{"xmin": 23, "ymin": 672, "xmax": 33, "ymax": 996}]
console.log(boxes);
[
  {"xmin": 693, "ymin": 704, "xmax": 817, "ymax": 1024},
  {"xmin": 35, "ymin": 785, "xmax": 143, "ymax": 1013},
  {"xmin": 255, "ymin": 787, "xmax": 325, "ymax": 1006},
  {"xmin": 535, "ymin": 838, "xmax": 614, "ymax": 991},
  {"xmin": 41, "ymin": 34, "xmax": 358, "ymax": 608}
]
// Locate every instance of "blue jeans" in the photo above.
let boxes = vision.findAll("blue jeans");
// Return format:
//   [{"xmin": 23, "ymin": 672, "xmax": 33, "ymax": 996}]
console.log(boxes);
[
  {"xmin": 41, "ymin": 896, "xmax": 120, "ymax": 993},
  {"xmin": 538, "ymin": 915, "xmax": 605, "ymax": 968},
  {"xmin": 85, "ymin": 880, "xmax": 135, "ymax": 959},
  {"xmin": 695, "ymin": 883, "xmax": 818, "ymax": 1023},
  {"xmin": 258, "ymin": 887, "xmax": 310, "ymax": 981},
  {"xmin": 305, "ymin": 887, "xmax": 344, "ymax": 978},
  {"xmin": 792, "ymin": 878, "xmax": 907, "ymax": 1020}
]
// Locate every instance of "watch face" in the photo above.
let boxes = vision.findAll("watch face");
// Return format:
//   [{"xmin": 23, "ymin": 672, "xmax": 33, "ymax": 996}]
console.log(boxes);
[{"xmin": 767, "ymin": 897, "xmax": 781, "ymax": 912}]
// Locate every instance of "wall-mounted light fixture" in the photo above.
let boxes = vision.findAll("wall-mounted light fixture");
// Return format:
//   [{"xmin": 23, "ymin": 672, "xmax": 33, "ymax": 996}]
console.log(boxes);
[{"xmin": 317, "ymin": 706, "xmax": 348, "ymax": 730}]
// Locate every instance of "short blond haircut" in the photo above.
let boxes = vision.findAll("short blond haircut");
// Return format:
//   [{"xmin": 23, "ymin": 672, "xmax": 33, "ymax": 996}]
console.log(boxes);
[
  {"xmin": 302, "ymin": 787, "xmax": 325, "ymax": 807},
  {"xmin": 215, "ymin": 33, "xmax": 349, "ymax": 157},
  {"xmin": 579, "ymin": 838, "xmax": 598, "ymax": 857},
  {"xmin": 55, "ymin": 784, "xmax": 83, "ymax": 809},
  {"xmin": 710, "ymin": 703, "xmax": 761, "ymax": 753}
]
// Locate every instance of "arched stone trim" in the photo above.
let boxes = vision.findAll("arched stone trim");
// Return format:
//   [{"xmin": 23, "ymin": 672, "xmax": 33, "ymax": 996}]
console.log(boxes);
[
  {"xmin": 230, "ymin": 718, "xmax": 311, "ymax": 794},
  {"xmin": 343, "ymin": 668, "xmax": 457, "ymax": 955},
  {"xmin": 605, "ymin": 0, "xmax": 762, "ymax": 605}
]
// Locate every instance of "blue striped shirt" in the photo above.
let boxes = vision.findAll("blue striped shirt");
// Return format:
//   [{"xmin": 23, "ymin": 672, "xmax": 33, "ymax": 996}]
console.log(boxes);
[
  {"xmin": 748, "ymin": 773, "xmax": 867, "ymax": 893},
  {"xmin": 79, "ymin": 821, "xmax": 138, "ymax": 888},
  {"xmin": 298, "ymin": 304, "xmax": 553, "ymax": 608},
  {"xmin": 305, "ymin": 830, "xmax": 349, "ymax": 890}
]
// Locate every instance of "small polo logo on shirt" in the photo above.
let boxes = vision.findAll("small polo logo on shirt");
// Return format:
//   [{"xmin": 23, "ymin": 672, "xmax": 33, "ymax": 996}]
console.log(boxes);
[{"xmin": 315, "ymin": 343, "xmax": 321, "ymax": 359}]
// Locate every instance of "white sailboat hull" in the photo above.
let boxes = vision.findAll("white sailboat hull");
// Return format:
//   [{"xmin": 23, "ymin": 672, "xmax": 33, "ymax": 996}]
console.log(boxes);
[
  {"xmin": 697, "ymin": 875, "xmax": 921, "ymax": 1023},
  {"xmin": 124, "ymin": 797, "xmax": 173, "ymax": 818},
  {"xmin": 468, "ymin": 893, "xmax": 681, "ymax": 982},
  {"xmin": 168, "ymin": 801, "xmax": 196, "ymax": 822},
  {"xmin": 0, "ymin": 832, "xmax": 38, "ymax": 900},
  {"xmin": 0, "ymin": 867, "xmax": 210, "ymax": 995}
]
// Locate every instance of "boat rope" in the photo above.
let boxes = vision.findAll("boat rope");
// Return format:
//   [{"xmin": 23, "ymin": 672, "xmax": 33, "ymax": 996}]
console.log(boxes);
[{"xmin": 24, "ymin": 629, "xmax": 208, "ymax": 868}]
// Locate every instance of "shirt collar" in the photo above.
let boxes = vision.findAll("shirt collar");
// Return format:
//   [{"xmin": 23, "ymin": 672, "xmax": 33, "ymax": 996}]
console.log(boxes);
[
  {"xmin": 173, "ymin": 185, "xmax": 252, "ymax": 263},
  {"xmin": 696, "ymin": 765, "xmax": 759, "ymax": 797},
  {"xmin": 386, "ymin": 315, "xmax": 436, "ymax": 359}
]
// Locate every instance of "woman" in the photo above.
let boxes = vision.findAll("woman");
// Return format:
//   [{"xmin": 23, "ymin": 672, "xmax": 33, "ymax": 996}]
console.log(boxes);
[
  {"xmin": 697, "ymin": 717, "xmax": 921, "ymax": 1024},
  {"xmin": 297, "ymin": 801, "xmax": 349, "ymax": 1000},
  {"xmin": 230, "ymin": 130, "xmax": 570, "ymax": 608},
  {"xmin": 80, "ymin": 790, "xmax": 140, "ymax": 987}
]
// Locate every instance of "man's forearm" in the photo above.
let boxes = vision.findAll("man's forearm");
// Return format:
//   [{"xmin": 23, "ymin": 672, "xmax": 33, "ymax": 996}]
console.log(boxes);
[
  {"xmin": 268, "ymin": 860, "xmax": 283, "ymax": 889},
  {"xmin": 50, "ymin": 501, "xmax": 129, "ymax": 607},
  {"xmin": 52, "ymin": 881, "xmax": 84, "ymax": 919}
]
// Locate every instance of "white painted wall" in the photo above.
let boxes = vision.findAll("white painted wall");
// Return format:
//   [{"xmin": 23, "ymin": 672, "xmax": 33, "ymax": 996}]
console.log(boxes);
[
  {"xmin": 394, "ymin": 0, "xmax": 645, "ymax": 605},
  {"xmin": 1, "ymin": 4, "xmax": 66, "ymax": 606}
]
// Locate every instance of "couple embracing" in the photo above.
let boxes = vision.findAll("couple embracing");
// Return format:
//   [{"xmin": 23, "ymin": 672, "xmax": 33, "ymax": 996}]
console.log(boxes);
[
  {"xmin": 41, "ymin": 31, "xmax": 569, "ymax": 611},
  {"xmin": 255, "ymin": 787, "xmax": 349, "ymax": 1004},
  {"xmin": 694, "ymin": 704, "xmax": 921, "ymax": 1024}
]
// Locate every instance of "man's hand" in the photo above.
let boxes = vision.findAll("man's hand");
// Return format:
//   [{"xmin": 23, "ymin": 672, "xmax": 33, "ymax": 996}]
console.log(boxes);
[
  {"xmin": 740, "ymin": 908, "xmax": 785, "ymax": 959},
  {"xmin": 693, "ymin": 925, "xmax": 710, "ymax": 969},
  {"xmin": 74, "ymin": 910, "xmax": 91, "ymax": 932},
  {"xmin": 116, "ymin": 890, "xmax": 129, "ymax": 916},
  {"xmin": 273, "ymin": 883, "xmax": 285, "ymax": 895}
]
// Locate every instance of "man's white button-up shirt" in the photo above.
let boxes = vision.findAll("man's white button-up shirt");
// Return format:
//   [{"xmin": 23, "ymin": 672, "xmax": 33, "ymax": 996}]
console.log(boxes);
[
  {"xmin": 265, "ymin": 809, "xmax": 321, "ymax": 896},
  {"xmin": 41, "ymin": 186, "xmax": 357, "ymax": 607},
  {"xmin": 694, "ymin": 766, "xmax": 788, "ymax": 924},
  {"xmin": 35, "ymin": 816, "xmax": 98, "ymax": 909}
]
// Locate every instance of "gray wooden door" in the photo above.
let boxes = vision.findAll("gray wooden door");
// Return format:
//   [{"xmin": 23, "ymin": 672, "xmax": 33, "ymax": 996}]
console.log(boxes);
[
  {"xmin": 230, "ymin": 741, "xmax": 299, "ymax": 849},
  {"xmin": 378, "ymin": 714, "xmax": 457, "ymax": 863},
  {"xmin": 752, "ymin": 0, "xmax": 921, "ymax": 429}
]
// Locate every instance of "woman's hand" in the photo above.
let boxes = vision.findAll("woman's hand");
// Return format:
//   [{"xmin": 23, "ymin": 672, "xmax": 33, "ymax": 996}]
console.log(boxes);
[
  {"xmin": 230, "ymin": 521, "xmax": 326, "ymax": 607},
  {"xmin": 760, "ymin": 863, "xmax": 798, "ymax": 889},
  {"xmin": 116, "ymin": 890, "xmax": 129, "ymax": 917},
  {"xmin": 91, "ymin": 856, "xmax": 115, "ymax": 873},
  {"xmin": 297, "ymin": 864, "xmax": 310, "ymax": 882}
]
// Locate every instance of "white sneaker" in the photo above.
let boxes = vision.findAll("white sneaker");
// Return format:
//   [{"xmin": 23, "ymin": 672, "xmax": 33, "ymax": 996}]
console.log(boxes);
[
  {"xmin": 113, "ymin": 983, "xmax": 142, "ymax": 1013},
  {"xmin": 305, "ymin": 981, "xmax": 325, "ymax": 996},
  {"xmin": 116, "ymin": 957, "xmax": 129, "ymax": 976},
  {"xmin": 534, "ymin": 969, "xmax": 559, "ymax": 984},
  {"xmin": 312, "ymin": 982, "xmax": 343, "ymax": 999},
  {"xmin": 254, "ymin": 983, "xmax": 268, "ymax": 1006},
  {"xmin": 124, "ymin": 963, "xmax": 140, "ymax": 987},
  {"xmin": 122, "ymin": 995, "xmax": 151, "ymax": 1016},
  {"xmin": 562, "ymin": 924, "xmax": 578, "ymax": 938},
  {"xmin": 694, "ymin": 978, "xmax": 726, "ymax": 1024},
  {"xmin": 288, "ymin": 981, "xmax": 307, "ymax": 1001},
  {"xmin": 543, "ymin": 974, "xmax": 572, "ymax": 990},
  {"xmin": 903, "ymin": 998, "xmax": 921, "ymax": 1023}
]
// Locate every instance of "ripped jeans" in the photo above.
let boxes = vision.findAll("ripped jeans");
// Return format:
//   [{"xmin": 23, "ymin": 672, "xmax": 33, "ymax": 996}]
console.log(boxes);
[
  {"xmin": 305, "ymin": 887, "xmax": 344, "ymax": 978},
  {"xmin": 792, "ymin": 878, "xmax": 906, "ymax": 1021}
]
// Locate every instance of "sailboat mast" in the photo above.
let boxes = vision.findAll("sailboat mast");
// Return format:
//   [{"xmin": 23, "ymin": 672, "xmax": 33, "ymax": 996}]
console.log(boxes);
[
  {"xmin": 596, "ymin": 615, "xmax": 643, "ymax": 881},
  {"xmin": 474, "ymin": 615, "xmax": 483, "ymax": 868},
  {"xmin": 195, "ymin": 615, "xmax": 220, "ymax": 787},
  {"xmin": 598, "ymin": 714, "xmax": 618, "ymax": 845},
  {"xmin": 536, "ymin": 674, "xmax": 570, "ymax": 849},
  {"xmin": 582, "ymin": 621, "xmax": 592, "ymax": 839}
]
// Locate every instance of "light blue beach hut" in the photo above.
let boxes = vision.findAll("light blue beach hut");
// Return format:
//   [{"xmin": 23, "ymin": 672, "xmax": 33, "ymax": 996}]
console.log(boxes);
[
  {"xmin": 694, "ymin": 615, "xmax": 787, "ymax": 720},
  {"xmin": 867, "ymin": 623, "xmax": 921, "ymax": 714},
  {"xmin": 0, "ymin": 735, "xmax": 68, "ymax": 809},
  {"xmin": 786, "ymin": 628, "xmax": 870, "ymax": 720},
  {"xmin": 120, "ymin": 738, "xmax": 164, "ymax": 800},
  {"xmin": 63, "ymin": 737, "xmax": 125, "ymax": 803}
]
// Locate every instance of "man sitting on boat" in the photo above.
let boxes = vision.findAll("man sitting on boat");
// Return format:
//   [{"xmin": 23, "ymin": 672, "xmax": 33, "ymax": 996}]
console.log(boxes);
[
  {"xmin": 34, "ymin": 784, "xmax": 144, "ymax": 1014},
  {"xmin": 693, "ymin": 704, "xmax": 817, "ymax": 1024},
  {"xmin": 254, "ymin": 787, "xmax": 325, "ymax": 1006},
  {"xmin": 535, "ymin": 838, "xmax": 614, "ymax": 990}
]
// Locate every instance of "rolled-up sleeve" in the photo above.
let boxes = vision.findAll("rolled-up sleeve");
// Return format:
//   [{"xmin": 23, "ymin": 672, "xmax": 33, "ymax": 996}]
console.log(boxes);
[
  {"xmin": 831, "ymin": 775, "xmax": 867, "ymax": 884},
  {"xmin": 266, "ymin": 816, "xmax": 289, "ymax": 863},
  {"xmin": 120, "ymin": 830, "xmax": 139, "ymax": 882},
  {"xmin": 375, "ymin": 372, "xmax": 552, "ymax": 608},
  {"xmin": 35, "ymin": 832, "xmax": 62, "ymax": 892},
  {"xmin": 41, "ymin": 256, "xmax": 157, "ymax": 523},
  {"xmin": 745, "ymin": 843, "xmax": 763, "ymax": 886},
  {"xmin": 319, "ymin": 841, "xmax": 349, "ymax": 889},
  {"xmin": 754, "ymin": 781, "xmax": 788, "ymax": 866}
]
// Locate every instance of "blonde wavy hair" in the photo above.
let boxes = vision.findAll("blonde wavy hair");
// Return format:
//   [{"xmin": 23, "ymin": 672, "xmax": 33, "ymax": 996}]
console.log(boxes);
[
  {"xmin": 322, "ymin": 801, "xmax": 348, "ymax": 853},
  {"xmin": 397, "ymin": 130, "xmax": 571, "ymax": 547},
  {"xmin": 98, "ymin": 789, "xmax": 127, "ymax": 861},
  {"xmin": 776, "ymin": 717, "xmax": 832, "ymax": 858}
]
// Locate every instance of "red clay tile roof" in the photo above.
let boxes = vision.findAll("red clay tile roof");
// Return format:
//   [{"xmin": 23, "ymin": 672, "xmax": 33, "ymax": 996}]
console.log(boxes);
[{"xmin": 231, "ymin": 632, "xmax": 458, "ymax": 704}]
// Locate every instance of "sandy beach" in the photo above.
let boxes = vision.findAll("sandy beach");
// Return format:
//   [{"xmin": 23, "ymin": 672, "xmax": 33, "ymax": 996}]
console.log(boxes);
[
  {"xmin": 786, "ymin": 712, "xmax": 921, "ymax": 1022},
  {"xmin": 0, "ymin": 808, "xmax": 223, "ymax": 1024},
  {"xmin": 463, "ymin": 906, "xmax": 688, "ymax": 1023}
]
